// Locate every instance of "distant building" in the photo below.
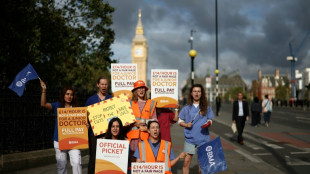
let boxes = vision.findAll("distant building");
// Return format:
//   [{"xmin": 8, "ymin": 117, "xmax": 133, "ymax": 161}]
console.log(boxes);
[
  {"xmin": 254, "ymin": 69, "xmax": 290, "ymax": 100},
  {"xmin": 296, "ymin": 68, "xmax": 310, "ymax": 100},
  {"xmin": 131, "ymin": 10, "xmax": 148, "ymax": 83},
  {"xmin": 180, "ymin": 69, "xmax": 247, "ymax": 104}
]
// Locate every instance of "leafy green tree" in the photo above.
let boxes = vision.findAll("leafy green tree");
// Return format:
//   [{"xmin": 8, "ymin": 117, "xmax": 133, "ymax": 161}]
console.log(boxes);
[
  {"xmin": 224, "ymin": 87, "xmax": 245, "ymax": 101},
  {"xmin": 0, "ymin": 0, "xmax": 116, "ymax": 92},
  {"xmin": 275, "ymin": 85, "xmax": 290, "ymax": 100}
]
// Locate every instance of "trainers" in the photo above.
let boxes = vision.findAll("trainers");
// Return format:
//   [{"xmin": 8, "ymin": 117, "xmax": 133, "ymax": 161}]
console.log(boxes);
[{"xmin": 239, "ymin": 141, "xmax": 244, "ymax": 145}]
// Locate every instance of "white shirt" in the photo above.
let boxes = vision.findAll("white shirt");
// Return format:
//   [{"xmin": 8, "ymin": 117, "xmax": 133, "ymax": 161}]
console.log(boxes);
[{"xmin": 238, "ymin": 101, "xmax": 244, "ymax": 116}]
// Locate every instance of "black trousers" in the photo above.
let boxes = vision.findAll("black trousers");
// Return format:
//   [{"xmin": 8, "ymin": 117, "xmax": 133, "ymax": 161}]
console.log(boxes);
[
  {"xmin": 236, "ymin": 116, "xmax": 246, "ymax": 142},
  {"xmin": 88, "ymin": 134, "xmax": 96, "ymax": 174},
  {"xmin": 88, "ymin": 133, "xmax": 105, "ymax": 174},
  {"xmin": 216, "ymin": 104, "xmax": 221, "ymax": 115}
]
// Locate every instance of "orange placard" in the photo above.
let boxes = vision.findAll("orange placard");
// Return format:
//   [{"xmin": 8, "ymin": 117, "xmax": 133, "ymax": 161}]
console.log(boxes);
[{"xmin": 57, "ymin": 107, "xmax": 88, "ymax": 150}]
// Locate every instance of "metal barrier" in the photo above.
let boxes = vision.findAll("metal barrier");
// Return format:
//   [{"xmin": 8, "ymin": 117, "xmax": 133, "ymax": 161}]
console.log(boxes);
[{"xmin": 0, "ymin": 87, "xmax": 92, "ymax": 154}]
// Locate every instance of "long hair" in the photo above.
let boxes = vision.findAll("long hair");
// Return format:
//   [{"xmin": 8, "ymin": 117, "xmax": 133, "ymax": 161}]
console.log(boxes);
[
  {"xmin": 187, "ymin": 84, "xmax": 208, "ymax": 115},
  {"xmin": 131, "ymin": 88, "xmax": 148, "ymax": 102},
  {"xmin": 59, "ymin": 86, "xmax": 78, "ymax": 108},
  {"xmin": 105, "ymin": 117, "xmax": 125, "ymax": 140}
]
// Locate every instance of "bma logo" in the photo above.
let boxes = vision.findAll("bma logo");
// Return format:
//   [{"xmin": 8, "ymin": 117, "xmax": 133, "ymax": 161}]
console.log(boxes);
[
  {"xmin": 205, "ymin": 145, "xmax": 215, "ymax": 167},
  {"xmin": 15, "ymin": 71, "xmax": 32, "ymax": 87}
]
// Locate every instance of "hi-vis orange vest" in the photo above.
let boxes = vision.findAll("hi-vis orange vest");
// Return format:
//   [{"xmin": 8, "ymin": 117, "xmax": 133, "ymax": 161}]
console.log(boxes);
[
  {"xmin": 138, "ymin": 140, "xmax": 172, "ymax": 174},
  {"xmin": 127, "ymin": 99, "xmax": 156, "ymax": 141}
]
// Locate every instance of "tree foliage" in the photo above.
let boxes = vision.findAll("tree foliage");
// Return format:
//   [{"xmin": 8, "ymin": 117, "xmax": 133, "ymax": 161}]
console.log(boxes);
[
  {"xmin": 0, "ymin": 0, "xmax": 116, "ymax": 91},
  {"xmin": 275, "ymin": 85, "xmax": 290, "ymax": 100},
  {"xmin": 223, "ymin": 87, "xmax": 245, "ymax": 101}
]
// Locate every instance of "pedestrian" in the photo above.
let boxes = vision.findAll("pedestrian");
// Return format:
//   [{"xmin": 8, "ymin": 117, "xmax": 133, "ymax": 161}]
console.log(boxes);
[
  {"xmin": 156, "ymin": 106, "xmax": 179, "ymax": 142},
  {"xmin": 215, "ymin": 94, "xmax": 222, "ymax": 116},
  {"xmin": 134, "ymin": 120, "xmax": 187, "ymax": 174},
  {"xmin": 178, "ymin": 84, "xmax": 215, "ymax": 174},
  {"xmin": 251, "ymin": 97, "xmax": 262, "ymax": 127},
  {"xmin": 126, "ymin": 80, "xmax": 157, "ymax": 166},
  {"xmin": 40, "ymin": 80, "xmax": 82, "ymax": 174},
  {"xmin": 262, "ymin": 94, "xmax": 272, "ymax": 127},
  {"xmin": 85, "ymin": 76, "xmax": 113, "ymax": 174},
  {"xmin": 232, "ymin": 92, "xmax": 249, "ymax": 145}
]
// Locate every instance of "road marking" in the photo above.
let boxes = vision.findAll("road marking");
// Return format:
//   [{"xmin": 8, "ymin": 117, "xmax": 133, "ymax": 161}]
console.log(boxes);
[
  {"xmin": 296, "ymin": 117, "xmax": 310, "ymax": 121},
  {"xmin": 243, "ymin": 134, "xmax": 284, "ymax": 149},
  {"xmin": 253, "ymin": 153, "xmax": 272, "ymax": 156},
  {"xmin": 235, "ymin": 149, "xmax": 261, "ymax": 163},
  {"xmin": 290, "ymin": 151, "xmax": 310, "ymax": 154},
  {"xmin": 244, "ymin": 141, "xmax": 264, "ymax": 150},
  {"xmin": 285, "ymin": 155, "xmax": 310, "ymax": 166}
]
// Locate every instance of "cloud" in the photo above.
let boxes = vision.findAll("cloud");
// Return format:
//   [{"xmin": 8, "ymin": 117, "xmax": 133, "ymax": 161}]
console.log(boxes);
[{"xmin": 108, "ymin": 0, "xmax": 310, "ymax": 88}]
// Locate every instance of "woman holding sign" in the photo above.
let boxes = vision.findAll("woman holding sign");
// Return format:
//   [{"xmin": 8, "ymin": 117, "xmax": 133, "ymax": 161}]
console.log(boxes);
[
  {"xmin": 178, "ymin": 84, "xmax": 215, "ymax": 174},
  {"xmin": 40, "ymin": 80, "xmax": 82, "ymax": 174},
  {"xmin": 127, "ymin": 80, "xmax": 157, "ymax": 166}
]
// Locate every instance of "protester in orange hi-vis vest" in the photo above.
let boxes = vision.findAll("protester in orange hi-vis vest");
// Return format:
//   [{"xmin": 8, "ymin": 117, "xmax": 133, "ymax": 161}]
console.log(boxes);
[
  {"xmin": 127, "ymin": 80, "xmax": 157, "ymax": 167},
  {"xmin": 134, "ymin": 120, "xmax": 187, "ymax": 174}
]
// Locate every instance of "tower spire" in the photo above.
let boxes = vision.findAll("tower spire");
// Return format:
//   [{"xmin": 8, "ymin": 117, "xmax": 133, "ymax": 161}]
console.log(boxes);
[{"xmin": 136, "ymin": 9, "xmax": 144, "ymax": 35}]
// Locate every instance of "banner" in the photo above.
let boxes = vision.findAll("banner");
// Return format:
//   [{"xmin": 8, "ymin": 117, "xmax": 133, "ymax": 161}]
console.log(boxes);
[
  {"xmin": 197, "ymin": 137, "xmax": 227, "ymax": 174},
  {"xmin": 131, "ymin": 162, "xmax": 165, "ymax": 174},
  {"xmin": 88, "ymin": 94, "xmax": 135, "ymax": 136},
  {"xmin": 111, "ymin": 63, "xmax": 137, "ymax": 98},
  {"xmin": 57, "ymin": 107, "xmax": 88, "ymax": 150},
  {"xmin": 95, "ymin": 139, "xmax": 129, "ymax": 174},
  {"xmin": 8, "ymin": 63, "xmax": 39, "ymax": 97},
  {"xmin": 151, "ymin": 69, "xmax": 178, "ymax": 108}
]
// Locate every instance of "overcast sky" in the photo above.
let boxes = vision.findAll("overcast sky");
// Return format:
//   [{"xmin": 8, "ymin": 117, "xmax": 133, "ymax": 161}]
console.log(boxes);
[{"xmin": 107, "ymin": 0, "xmax": 310, "ymax": 87}]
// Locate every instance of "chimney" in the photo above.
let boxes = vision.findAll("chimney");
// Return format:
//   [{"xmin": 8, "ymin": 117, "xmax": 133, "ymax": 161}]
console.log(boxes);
[
  {"xmin": 275, "ymin": 69, "xmax": 279, "ymax": 79},
  {"xmin": 258, "ymin": 69, "xmax": 262, "ymax": 80}
]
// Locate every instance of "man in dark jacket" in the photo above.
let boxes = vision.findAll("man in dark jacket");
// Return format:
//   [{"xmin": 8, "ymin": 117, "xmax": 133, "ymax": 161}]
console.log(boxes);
[{"xmin": 232, "ymin": 92, "xmax": 249, "ymax": 145}]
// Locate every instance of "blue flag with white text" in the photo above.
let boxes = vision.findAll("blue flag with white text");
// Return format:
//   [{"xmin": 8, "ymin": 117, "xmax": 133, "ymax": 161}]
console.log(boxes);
[
  {"xmin": 198, "ymin": 137, "xmax": 227, "ymax": 174},
  {"xmin": 8, "ymin": 63, "xmax": 39, "ymax": 97}
]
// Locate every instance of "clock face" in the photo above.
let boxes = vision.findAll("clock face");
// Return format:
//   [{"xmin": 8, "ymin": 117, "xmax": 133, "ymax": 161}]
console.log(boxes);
[{"xmin": 135, "ymin": 48, "xmax": 143, "ymax": 56}]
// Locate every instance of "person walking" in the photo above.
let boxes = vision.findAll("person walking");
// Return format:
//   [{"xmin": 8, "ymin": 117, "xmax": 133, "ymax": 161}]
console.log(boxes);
[
  {"xmin": 251, "ymin": 97, "xmax": 262, "ymax": 127},
  {"xmin": 215, "ymin": 94, "xmax": 222, "ymax": 116},
  {"xmin": 134, "ymin": 120, "xmax": 187, "ymax": 174},
  {"xmin": 178, "ymin": 84, "xmax": 215, "ymax": 174},
  {"xmin": 40, "ymin": 80, "xmax": 82, "ymax": 174},
  {"xmin": 232, "ymin": 92, "xmax": 249, "ymax": 145},
  {"xmin": 85, "ymin": 76, "xmax": 113, "ymax": 174},
  {"xmin": 262, "ymin": 94, "xmax": 272, "ymax": 127}
]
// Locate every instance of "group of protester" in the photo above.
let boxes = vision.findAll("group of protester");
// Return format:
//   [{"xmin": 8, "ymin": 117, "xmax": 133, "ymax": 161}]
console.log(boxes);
[{"xmin": 40, "ymin": 77, "xmax": 215, "ymax": 174}]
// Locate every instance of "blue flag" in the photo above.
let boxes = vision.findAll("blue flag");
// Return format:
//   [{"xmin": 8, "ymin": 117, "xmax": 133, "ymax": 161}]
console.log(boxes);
[
  {"xmin": 197, "ymin": 137, "xmax": 227, "ymax": 174},
  {"xmin": 8, "ymin": 63, "xmax": 39, "ymax": 97}
]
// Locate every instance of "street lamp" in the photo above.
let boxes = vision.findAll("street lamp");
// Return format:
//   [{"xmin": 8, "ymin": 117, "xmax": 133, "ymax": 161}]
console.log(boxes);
[
  {"xmin": 215, "ymin": 0, "xmax": 220, "ymax": 97},
  {"xmin": 189, "ymin": 49, "xmax": 197, "ymax": 85},
  {"xmin": 286, "ymin": 56, "xmax": 298, "ymax": 102},
  {"xmin": 189, "ymin": 29, "xmax": 196, "ymax": 85}
]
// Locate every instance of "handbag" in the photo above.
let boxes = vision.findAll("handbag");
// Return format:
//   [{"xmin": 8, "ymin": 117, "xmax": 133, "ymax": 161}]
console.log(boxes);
[{"xmin": 231, "ymin": 122, "xmax": 237, "ymax": 133}]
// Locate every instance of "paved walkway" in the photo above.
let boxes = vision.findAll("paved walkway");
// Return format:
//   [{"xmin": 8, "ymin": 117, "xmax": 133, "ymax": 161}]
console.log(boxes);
[{"xmin": 3, "ymin": 104, "xmax": 295, "ymax": 174}]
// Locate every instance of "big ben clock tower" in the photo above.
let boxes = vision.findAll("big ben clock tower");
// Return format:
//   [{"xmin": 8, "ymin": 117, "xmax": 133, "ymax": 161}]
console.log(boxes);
[{"xmin": 131, "ymin": 9, "xmax": 148, "ymax": 83}]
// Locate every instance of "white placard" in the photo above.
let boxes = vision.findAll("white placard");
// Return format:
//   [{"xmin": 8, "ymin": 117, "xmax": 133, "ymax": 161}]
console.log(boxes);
[
  {"xmin": 111, "ymin": 63, "xmax": 137, "ymax": 97},
  {"xmin": 132, "ymin": 162, "xmax": 165, "ymax": 174},
  {"xmin": 95, "ymin": 139, "xmax": 129, "ymax": 173},
  {"xmin": 151, "ymin": 69, "xmax": 178, "ymax": 108}
]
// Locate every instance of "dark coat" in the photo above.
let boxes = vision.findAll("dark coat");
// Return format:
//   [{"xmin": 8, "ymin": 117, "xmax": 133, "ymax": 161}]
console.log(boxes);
[{"xmin": 232, "ymin": 100, "xmax": 249, "ymax": 121}]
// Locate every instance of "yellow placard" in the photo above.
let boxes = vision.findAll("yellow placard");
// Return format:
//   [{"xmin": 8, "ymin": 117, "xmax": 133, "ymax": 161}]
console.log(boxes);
[
  {"xmin": 87, "ymin": 93, "xmax": 135, "ymax": 136},
  {"xmin": 57, "ymin": 107, "xmax": 88, "ymax": 150}
]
